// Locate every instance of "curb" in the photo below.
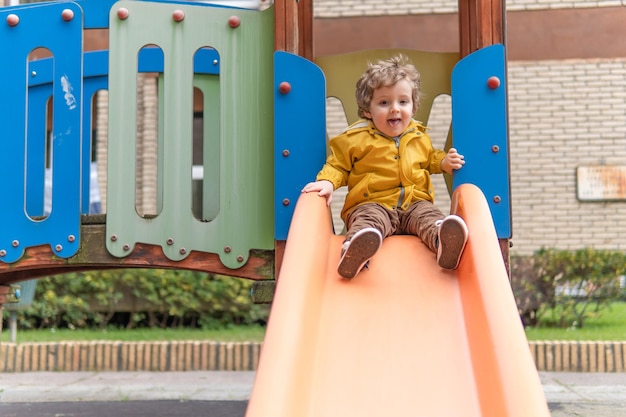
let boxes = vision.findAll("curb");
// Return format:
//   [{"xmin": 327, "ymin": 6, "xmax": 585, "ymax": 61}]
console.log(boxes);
[
  {"xmin": 1, "ymin": 341, "xmax": 626, "ymax": 373},
  {"xmin": 0, "ymin": 341, "xmax": 261, "ymax": 372},
  {"xmin": 529, "ymin": 341, "xmax": 626, "ymax": 372}
]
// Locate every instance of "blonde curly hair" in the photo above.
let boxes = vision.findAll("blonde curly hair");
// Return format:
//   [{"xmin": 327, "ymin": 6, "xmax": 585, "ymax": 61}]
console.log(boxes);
[{"xmin": 355, "ymin": 54, "xmax": 421, "ymax": 119}]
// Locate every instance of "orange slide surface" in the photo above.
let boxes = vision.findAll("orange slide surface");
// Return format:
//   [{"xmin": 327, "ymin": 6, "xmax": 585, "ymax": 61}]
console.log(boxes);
[{"xmin": 246, "ymin": 184, "xmax": 550, "ymax": 417}]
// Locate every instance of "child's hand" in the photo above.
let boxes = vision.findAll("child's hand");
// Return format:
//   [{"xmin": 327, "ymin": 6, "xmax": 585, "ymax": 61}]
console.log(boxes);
[
  {"xmin": 441, "ymin": 148, "xmax": 465, "ymax": 174},
  {"xmin": 302, "ymin": 180, "xmax": 334, "ymax": 206}
]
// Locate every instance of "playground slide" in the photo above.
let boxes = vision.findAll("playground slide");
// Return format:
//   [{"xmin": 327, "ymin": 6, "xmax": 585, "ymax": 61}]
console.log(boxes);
[{"xmin": 245, "ymin": 184, "xmax": 550, "ymax": 417}]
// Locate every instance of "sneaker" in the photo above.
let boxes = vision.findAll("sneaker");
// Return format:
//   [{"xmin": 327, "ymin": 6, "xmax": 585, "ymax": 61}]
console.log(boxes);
[
  {"xmin": 436, "ymin": 215, "xmax": 469, "ymax": 270},
  {"xmin": 337, "ymin": 227, "xmax": 383, "ymax": 279}
]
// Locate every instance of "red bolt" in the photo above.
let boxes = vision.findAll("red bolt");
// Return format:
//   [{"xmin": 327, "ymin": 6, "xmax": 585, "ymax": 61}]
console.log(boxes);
[
  {"xmin": 228, "ymin": 15, "xmax": 241, "ymax": 28},
  {"xmin": 117, "ymin": 7, "xmax": 129, "ymax": 20},
  {"xmin": 61, "ymin": 8, "xmax": 74, "ymax": 21},
  {"xmin": 6, "ymin": 14, "xmax": 19, "ymax": 27},
  {"xmin": 278, "ymin": 81, "xmax": 291, "ymax": 95},
  {"xmin": 487, "ymin": 76, "xmax": 501, "ymax": 89},
  {"xmin": 172, "ymin": 9, "xmax": 185, "ymax": 22}
]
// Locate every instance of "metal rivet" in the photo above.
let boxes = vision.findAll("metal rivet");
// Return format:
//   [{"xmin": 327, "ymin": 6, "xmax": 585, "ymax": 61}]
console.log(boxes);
[
  {"xmin": 117, "ymin": 7, "xmax": 129, "ymax": 20},
  {"xmin": 6, "ymin": 14, "xmax": 19, "ymax": 27},
  {"xmin": 282, "ymin": 149, "xmax": 290, "ymax": 157},
  {"xmin": 31, "ymin": 71, "xmax": 37, "ymax": 77},
  {"xmin": 228, "ymin": 15, "xmax": 241, "ymax": 28},
  {"xmin": 282, "ymin": 198, "xmax": 290, "ymax": 206},
  {"xmin": 224, "ymin": 246, "xmax": 232, "ymax": 253},
  {"xmin": 172, "ymin": 9, "xmax": 185, "ymax": 22},
  {"xmin": 11, "ymin": 240, "xmax": 19, "ymax": 248},
  {"xmin": 493, "ymin": 195, "xmax": 501, "ymax": 203},
  {"xmin": 237, "ymin": 255, "xmax": 244, "ymax": 263},
  {"xmin": 492, "ymin": 145, "xmax": 500, "ymax": 153},
  {"xmin": 166, "ymin": 238, "xmax": 174, "ymax": 245},
  {"xmin": 123, "ymin": 244, "xmax": 130, "ymax": 251},
  {"xmin": 67, "ymin": 235, "xmax": 75, "ymax": 242},
  {"xmin": 110, "ymin": 234, "xmax": 118, "ymax": 242},
  {"xmin": 55, "ymin": 244, "xmax": 63, "ymax": 252},
  {"xmin": 61, "ymin": 8, "xmax": 74, "ymax": 21},
  {"xmin": 179, "ymin": 248, "xmax": 187, "ymax": 255},
  {"xmin": 0, "ymin": 250, "xmax": 6, "ymax": 257},
  {"xmin": 213, "ymin": 59, "xmax": 218, "ymax": 65}
]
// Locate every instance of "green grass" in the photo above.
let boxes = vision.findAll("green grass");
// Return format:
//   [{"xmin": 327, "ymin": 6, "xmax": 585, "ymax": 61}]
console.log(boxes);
[
  {"xmin": 524, "ymin": 302, "xmax": 626, "ymax": 341},
  {"xmin": 1, "ymin": 325, "xmax": 267, "ymax": 344},
  {"xmin": 5, "ymin": 302, "xmax": 626, "ymax": 344}
]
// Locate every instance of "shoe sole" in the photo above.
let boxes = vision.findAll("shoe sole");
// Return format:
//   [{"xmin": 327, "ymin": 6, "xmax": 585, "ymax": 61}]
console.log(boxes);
[
  {"xmin": 437, "ymin": 217, "xmax": 468, "ymax": 270},
  {"xmin": 338, "ymin": 230, "xmax": 381, "ymax": 279}
]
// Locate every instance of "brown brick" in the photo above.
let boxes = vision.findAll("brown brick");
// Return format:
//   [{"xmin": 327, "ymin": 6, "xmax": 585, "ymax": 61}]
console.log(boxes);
[
  {"xmin": 617, "ymin": 342, "xmax": 626, "ymax": 372},
  {"xmin": 184, "ymin": 341, "xmax": 193, "ymax": 371},
  {"xmin": 562, "ymin": 341, "xmax": 571, "ymax": 372},
  {"xmin": 581, "ymin": 342, "xmax": 590, "ymax": 372}
]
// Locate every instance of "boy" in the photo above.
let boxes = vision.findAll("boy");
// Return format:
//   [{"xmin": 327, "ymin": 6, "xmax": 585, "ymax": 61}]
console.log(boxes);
[{"xmin": 302, "ymin": 54, "xmax": 469, "ymax": 279}]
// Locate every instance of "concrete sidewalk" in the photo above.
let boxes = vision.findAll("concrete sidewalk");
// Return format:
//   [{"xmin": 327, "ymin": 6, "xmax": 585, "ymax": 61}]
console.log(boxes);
[
  {"xmin": 2, "ymin": 371, "xmax": 626, "ymax": 415},
  {"xmin": 0, "ymin": 371, "xmax": 256, "ymax": 403}
]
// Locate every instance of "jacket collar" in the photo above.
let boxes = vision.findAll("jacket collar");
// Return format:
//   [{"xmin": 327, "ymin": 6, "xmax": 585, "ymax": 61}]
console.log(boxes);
[{"xmin": 343, "ymin": 118, "xmax": 427, "ymax": 140}]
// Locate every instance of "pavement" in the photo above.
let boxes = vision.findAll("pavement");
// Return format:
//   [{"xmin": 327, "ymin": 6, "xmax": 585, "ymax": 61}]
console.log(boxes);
[
  {"xmin": 0, "ymin": 371, "xmax": 256, "ymax": 403},
  {"xmin": 1, "ymin": 371, "xmax": 626, "ymax": 416}
]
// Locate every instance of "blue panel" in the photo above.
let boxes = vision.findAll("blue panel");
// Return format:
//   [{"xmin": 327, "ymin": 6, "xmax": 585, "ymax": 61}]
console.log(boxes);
[
  {"xmin": 0, "ymin": 2, "xmax": 83, "ymax": 262},
  {"xmin": 138, "ymin": 46, "xmax": 220, "ymax": 74},
  {"xmin": 274, "ymin": 52, "xmax": 327, "ymax": 240},
  {"xmin": 74, "ymin": 0, "xmax": 118, "ymax": 28},
  {"xmin": 84, "ymin": 50, "xmax": 110, "ymax": 78},
  {"xmin": 451, "ymin": 44, "xmax": 511, "ymax": 238}
]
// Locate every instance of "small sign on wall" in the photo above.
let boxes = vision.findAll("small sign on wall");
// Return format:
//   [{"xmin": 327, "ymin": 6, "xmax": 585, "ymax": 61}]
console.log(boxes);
[{"xmin": 577, "ymin": 165, "xmax": 626, "ymax": 201}]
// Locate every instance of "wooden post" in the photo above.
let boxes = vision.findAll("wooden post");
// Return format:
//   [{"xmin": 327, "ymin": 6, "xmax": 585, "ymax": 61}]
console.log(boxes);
[
  {"xmin": 458, "ymin": 0, "xmax": 505, "ymax": 57},
  {"xmin": 274, "ymin": 0, "xmax": 313, "ymax": 59},
  {"xmin": 459, "ymin": 0, "xmax": 510, "ymax": 275},
  {"xmin": 270, "ymin": 0, "xmax": 315, "ymax": 289}
]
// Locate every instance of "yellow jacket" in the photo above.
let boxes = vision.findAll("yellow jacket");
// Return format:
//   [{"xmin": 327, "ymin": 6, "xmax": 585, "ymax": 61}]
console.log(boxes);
[{"xmin": 316, "ymin": 119, "xmax": 446, "ymax": 221}]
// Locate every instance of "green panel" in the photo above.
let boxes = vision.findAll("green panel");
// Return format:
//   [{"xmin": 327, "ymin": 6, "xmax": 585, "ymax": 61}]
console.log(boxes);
[{"xmin": 106, "ymin": 2, "xmax": 275, "ymax": 269}]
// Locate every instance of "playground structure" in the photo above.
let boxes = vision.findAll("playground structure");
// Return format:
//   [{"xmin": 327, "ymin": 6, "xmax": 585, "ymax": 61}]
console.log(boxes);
[
  {"xmin": 0, "ymin": 0, "xmax": 511, "ymax": 297},
  {"xmin": 0, "ymin": 0, "xmax": 549, "ymax": 415}
]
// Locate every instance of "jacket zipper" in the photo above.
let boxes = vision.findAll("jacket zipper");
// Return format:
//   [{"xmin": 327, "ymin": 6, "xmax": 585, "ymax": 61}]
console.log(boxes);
[
  {"xmin": 374, "ymin": 127, "xmax": 416, "ymax": 210},
  {"xmin": 391, "ymin": 135, "xmax": 403, "ymax": 208}
]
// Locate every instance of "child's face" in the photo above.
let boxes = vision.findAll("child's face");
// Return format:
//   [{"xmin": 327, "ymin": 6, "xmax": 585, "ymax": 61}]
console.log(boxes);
[{"xmin": 364, "ymin": 79, "xmax": 415, "ymax": 138}]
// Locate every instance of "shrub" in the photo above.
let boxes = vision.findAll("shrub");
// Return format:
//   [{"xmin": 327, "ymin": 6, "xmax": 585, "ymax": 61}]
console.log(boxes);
[
  {"xmin": 511, "ymin": 248, "xmax": 626, "ymax": 328},
  {"xmin": 3, "ymin": 269, "xmax": 269, "ymax": 330}
]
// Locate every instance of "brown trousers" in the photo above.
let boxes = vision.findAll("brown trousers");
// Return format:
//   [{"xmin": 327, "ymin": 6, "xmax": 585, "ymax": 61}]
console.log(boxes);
[{"xmin": 344, "ymin": 201, "xmax": 445, "ymax": 253}]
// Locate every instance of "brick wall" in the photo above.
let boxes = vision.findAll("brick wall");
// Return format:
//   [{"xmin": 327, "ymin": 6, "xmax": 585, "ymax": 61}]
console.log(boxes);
[
  {"xmin": 314, "ymin": 0, "xmax": 626, "ymax": 17},
  {"xmin": 508, "ymin": 59, "xmax": 626, "ymax": 255}
]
